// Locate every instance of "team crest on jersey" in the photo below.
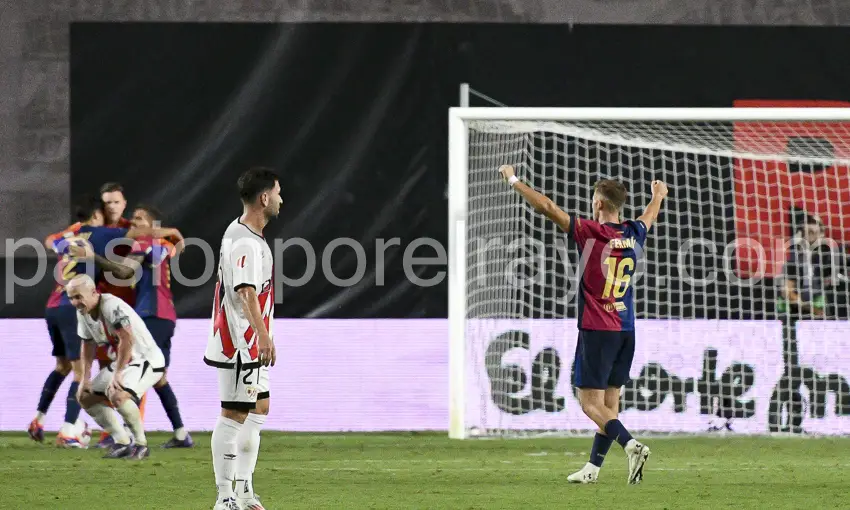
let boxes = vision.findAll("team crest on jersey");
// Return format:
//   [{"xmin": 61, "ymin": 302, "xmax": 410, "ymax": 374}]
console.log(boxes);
[{"xmin": 245, "ymin": 385, "xmax": 258, "ymax": 399}]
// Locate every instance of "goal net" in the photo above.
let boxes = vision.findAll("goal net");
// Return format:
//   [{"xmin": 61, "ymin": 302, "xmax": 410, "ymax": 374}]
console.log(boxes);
[{"xmin": 448, "ymin": 108, "xmax": 850, "ymax": 438}]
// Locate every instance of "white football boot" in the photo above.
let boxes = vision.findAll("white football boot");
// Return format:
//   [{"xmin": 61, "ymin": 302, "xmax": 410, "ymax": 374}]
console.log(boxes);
[
  {"xmin": 625, "ymin": 440, "xmax": 651, "ymax": 484},
  {"xmin": 213, "ymin": 497, "xmax": 241, "ymax": 510},
  {"xmin": 567, "ymin": 462, "xmax": 600, "ymax": 484}
]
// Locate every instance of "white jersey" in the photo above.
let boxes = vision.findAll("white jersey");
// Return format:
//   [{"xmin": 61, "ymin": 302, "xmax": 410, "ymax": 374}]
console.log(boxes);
[
  {"xmin": 77, "ymin": 293, "xmax": 166, "ymax": 369},
  {"xmin": 205, "ymin": 218, "xmax": 274, "ymax": 368}
]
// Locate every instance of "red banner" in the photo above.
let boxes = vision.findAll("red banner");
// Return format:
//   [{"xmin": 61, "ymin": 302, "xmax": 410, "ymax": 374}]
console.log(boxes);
[{"xmin": 733, "ymin": 99, "xmax": 850, "ymax": 277}]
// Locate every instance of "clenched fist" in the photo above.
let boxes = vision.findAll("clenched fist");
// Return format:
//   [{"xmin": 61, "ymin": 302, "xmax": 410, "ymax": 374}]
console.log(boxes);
[
  {"xmin": 499, "ymin": 165, "xmax": 515, "ymax": 181},
  {"xmin": 651, "ymin": 180, "xmax": 668, "ymax": 199}
]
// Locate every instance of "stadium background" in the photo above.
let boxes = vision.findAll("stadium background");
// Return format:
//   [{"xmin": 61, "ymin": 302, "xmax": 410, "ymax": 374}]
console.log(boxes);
[{"xmin": 1, "ymin": 2, "xmax": 850, "ymax": 436}]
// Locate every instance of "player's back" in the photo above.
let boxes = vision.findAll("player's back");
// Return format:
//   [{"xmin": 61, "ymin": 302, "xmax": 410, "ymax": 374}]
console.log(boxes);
[
  {"xmin": 46, "ymin": 224, "xmax": 128, "ymax": 308},
  {"xmin": 205, "ymin": 219, "xmax": 274, "ymax": 367},
  {"xmin": 567, "ymin": 215, "xmax": 649, "ymax": 331}
]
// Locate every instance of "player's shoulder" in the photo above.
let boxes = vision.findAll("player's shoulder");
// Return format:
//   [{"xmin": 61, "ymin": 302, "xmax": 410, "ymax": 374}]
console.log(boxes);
[
  {"xmin": 619, "ymin": 218, "xmax": 649, "ymax": 234},
  {"xmin": 570, "ymin": 215, "xmax": 601, "ymax": 231},
  {"xmin": 101, "ymin": 293, "xmax": 132, "ymax": 311},
  {"xmin": 223, "ymin": 219, "xmax": 267, "ymax": 248}
]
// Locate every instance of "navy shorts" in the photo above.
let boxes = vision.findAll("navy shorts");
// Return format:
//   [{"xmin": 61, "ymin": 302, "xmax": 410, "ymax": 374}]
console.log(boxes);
[
  {"xmin": 573, "ymin": 329, "xmax": 636, "ymax": 389},
  {"xmin": 143, "ymin": 317, "xmax": 175, "ymax": 367},
  {"xmin": 45, "ymin": 306, "xmax": 81, "ymax": 360}
]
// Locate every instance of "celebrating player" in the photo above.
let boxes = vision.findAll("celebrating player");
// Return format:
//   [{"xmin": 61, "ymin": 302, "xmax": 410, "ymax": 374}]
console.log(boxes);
[
  {"xmin": 100, "ymin": 182, "xmax": 132, "ymax": 229},
  {"xmin": 205, "ymin": 167, "xmax": 281, "ymax": 510},
  {"xmin": 498, "ymin": 164, "xmax": 666, "ymax": 485},
  {"xmin": 68, "ymin": 274, "xmax": 165, "ymax": 460},
  {"xmin": 126, "ymin": 204, "xmax": 193, "ymax": 448},
  {"xmin": 94, "ymin": 182, "xmax": 136, "ymax": 447},
  {"xmin": 30, "ymin": 196, "xmax": 133, "ymax": 447}
]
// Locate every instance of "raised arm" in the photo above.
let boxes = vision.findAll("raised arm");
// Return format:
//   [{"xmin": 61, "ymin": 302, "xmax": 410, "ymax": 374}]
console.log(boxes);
[
  {"xmin": 126, "ymin": 226, "xmax": 183, "ymax": 243},
  {"xmin": 499, "ymin": 165, "xmax": 571, "ymax": 232},
  {"xmin": 637, "ymin": 180, "xmax": 669, "ymax": 231}
]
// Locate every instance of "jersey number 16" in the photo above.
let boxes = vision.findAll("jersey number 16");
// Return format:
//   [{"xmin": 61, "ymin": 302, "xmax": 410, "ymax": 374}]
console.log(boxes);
[{"xmin": 602, "ymin": 256, "xmax": 634, "ymax": 299}]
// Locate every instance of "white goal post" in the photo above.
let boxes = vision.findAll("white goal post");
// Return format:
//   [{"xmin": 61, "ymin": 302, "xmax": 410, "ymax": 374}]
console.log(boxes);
[{"xmin": 448, "ymin": 107, "xmax": 850, "ymax": 439}]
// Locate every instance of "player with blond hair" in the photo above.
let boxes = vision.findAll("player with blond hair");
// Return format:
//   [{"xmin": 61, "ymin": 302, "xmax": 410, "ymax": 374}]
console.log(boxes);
[
  {"xmin": 68, "ymin": 274, "xmax": 165, "ymax": 460},
  {"xmin": 499, "ymin": 164, "xmax": 667, "ymax": 485}
]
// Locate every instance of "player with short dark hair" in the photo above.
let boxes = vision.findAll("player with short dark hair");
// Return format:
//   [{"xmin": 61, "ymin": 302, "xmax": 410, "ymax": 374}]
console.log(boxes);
[
  {"xmin": 125, "ymin": 204, "xmax": 193, "ymax": 448},
  {"xmin": 206, "ymin": 166, "xmax": 282, "ymax": 510},
  {"xmin": 100, "ymin": 182, "xmax": 130, "ymax": 227},
  {"xmin": 499, "ymin": 165, "xmax": 667, "ymax": 485},
  {"xmin": 30, "ymin": 196, "xmax": 130, "ymax": 447}
]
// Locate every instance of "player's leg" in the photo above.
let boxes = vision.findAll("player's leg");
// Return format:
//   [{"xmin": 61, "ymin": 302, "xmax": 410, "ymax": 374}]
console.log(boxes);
[
  {"xmin": 30, "ymin": 312, "xmax": 71, "ymax": 441},
  {"xmin": 568, "ymin": 331, "xmax": 618, "ymax": 483},
  {"xmin": 56, "ymin": 311, "xmax": 89, "ymax": 448},
  {"xmin": 568, "ymin": 385, "xmax": 622, "ymax": 483},
  {"xmin": 82, "ymin": 366, "xmax": 134, "ymax": 458},
  {"xmin": 146, "ymin": 318, "xmax": 192, "ymax": 448},
  {"xmin": 606, "ymin": 331, "xmax": 650, "ymax": 484},
  {"xmin": 94, "ymin": 345, "xmax": 117, "ymax": 448},
  {"xmin": 212, "ymin": 357, "xmax": 257, "ymax": 510},
  {"xmin": 107, "ymin": 361, "xmax": 165, "ymax": 460},
  {"xmin": 235, "ymin": 366, "xmax": 268, "ymax": 509}
]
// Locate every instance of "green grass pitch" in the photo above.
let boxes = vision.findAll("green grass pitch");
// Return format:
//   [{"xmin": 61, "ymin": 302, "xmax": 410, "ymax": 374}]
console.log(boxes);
[{"xmin": 3, "ymin": 432, "xmax": 849, "ymax": 509}]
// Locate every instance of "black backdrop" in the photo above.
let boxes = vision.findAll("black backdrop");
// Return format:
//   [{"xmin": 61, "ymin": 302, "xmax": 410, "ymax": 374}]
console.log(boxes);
[{"xmin": 3, "ymin": 23, "xmax": 850, "ymax": 318}]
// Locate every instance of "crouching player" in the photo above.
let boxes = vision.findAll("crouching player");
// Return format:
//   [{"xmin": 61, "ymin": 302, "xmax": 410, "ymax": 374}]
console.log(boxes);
[{"xmin": 67, "ymin": 274, "xmax": 165, "ymax": 460}]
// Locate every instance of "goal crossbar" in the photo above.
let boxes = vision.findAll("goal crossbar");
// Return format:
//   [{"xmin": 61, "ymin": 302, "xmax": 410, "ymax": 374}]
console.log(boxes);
[{"xmin": 450, "ymin": 106, "xmax": 850, "ymax": 122}]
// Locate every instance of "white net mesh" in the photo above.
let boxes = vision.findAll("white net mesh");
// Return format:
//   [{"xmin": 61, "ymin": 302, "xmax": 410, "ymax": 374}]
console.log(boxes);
[{"xmin": 462, "ymin": 117, "xmax": 850, "ymax": 437}]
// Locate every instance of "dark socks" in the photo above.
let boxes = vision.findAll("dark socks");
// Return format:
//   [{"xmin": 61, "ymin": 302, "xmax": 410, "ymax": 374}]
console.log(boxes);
[
  {"xmin": 37, "ymin": 370, "xmax": 67, "ymax": 414},
  {"xmin": 64, "ymin": 382, "xmax": 82, "ymax": 424},
  {"xmin": 155, "ymin": 383, "xmax": 184, "ymax": 430},
  {"xmin": 603, "ymin": 419, "xmax": 634, "ymax": 448},
  {"xmin": 589, "ymin": 432, "xmax": 614, "ymax": 467}
]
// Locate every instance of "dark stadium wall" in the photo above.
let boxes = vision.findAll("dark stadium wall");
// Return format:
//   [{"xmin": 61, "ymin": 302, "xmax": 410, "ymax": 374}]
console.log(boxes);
[{"xmin": 3, "ymin": 23, "xmax": 849, "ymax": 318}]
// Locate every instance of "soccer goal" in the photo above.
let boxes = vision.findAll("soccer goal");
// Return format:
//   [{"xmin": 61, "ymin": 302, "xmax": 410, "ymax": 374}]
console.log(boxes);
[{"xmin": 448, "ymin": 107, "xmax": 850, "ymax": 439}]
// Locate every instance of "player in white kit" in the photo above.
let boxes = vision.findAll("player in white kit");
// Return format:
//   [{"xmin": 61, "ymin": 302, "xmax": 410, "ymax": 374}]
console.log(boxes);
[
  {"xmin": 66, "ymin": 274, "xmax": 165, "ymax": 461},
  {"xmin": 205, "ymin": 167, "xmax": 281, "ymax": 510}
]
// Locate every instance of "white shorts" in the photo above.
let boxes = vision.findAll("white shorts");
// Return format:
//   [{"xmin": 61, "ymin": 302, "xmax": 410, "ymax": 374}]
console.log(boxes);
[
  {"xmin": 91, "ymin": 360, "xmax": 164, "ymax": 403},
  {"xmin": 217, "ymin": 364, "xmax": 270, "ymax": 411}
]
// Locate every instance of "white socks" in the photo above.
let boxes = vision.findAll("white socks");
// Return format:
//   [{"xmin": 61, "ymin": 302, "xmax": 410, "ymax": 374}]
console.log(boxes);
[
  {"xmin": 174, "ymin": 427, "xmax": 188, "ymax": 441},
  {"xmin": 116, "ymin": 399, "xmax": 147, "ymax": 446},
  {"xmin": 87, "ymin": 403, "xmax": 131, "ymax": 444},
  {"xmin": 212, "ymin": 416, "xmax": 242, "ymax": 499},
  {"xmin": 235, "ymin": 413, "xmax": 266, "ymax": 499}
]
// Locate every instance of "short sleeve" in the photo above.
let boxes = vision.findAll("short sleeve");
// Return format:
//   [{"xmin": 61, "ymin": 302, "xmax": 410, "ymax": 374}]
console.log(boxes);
[
  {"xmin": 628, "ymin": 219, "xmax": 650, "ymax": 246},
  {"xmin": 76, "ymin": 312, "xmax": 93, "ymax": 341},
  {"xmin": 102, "ymin": 297, "xmax": 132, "ymax": 331},
  {"xmin": 568, "ymin": 215, "xmax": 602, "ymax": 246},
  {"xmin": 568, "ymin": 214, "xmax": 584, "ymax": 243},
  {"xmin": 231, "ymin": 237, "xmax": 264, "ymax": 292}
]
